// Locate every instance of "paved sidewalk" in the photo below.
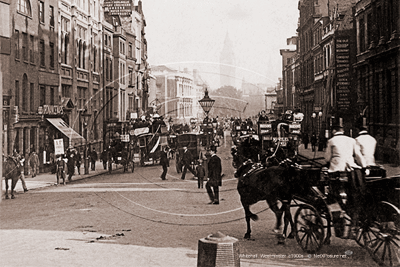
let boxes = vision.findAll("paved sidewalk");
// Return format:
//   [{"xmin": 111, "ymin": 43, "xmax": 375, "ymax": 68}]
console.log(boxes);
[{"xmin": 2, "ymin": 161, "xmax": 112, "ymax": 195}]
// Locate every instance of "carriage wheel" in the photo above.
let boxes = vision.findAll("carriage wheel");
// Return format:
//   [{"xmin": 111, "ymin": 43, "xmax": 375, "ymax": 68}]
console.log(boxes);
[
  {"xmin": 363, "ymin": 202, "xmax": 400, "ymax": 267},
  {"xmin": 294, "ymin": 204, "xmax": 325, "ymax": 253}
]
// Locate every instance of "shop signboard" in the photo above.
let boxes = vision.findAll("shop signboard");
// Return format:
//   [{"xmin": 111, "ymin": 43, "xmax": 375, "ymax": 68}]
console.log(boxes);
[
  {"xmin": 54, "ymin": 139, "xmax": 64, "ymax": 155},
  {"xmin": 103, "ymin": 0, "xmax": 132, "ymax": 16},
  {"xmin": 335, "ymin": 37, "xmax": 351, "ymax": 112}
]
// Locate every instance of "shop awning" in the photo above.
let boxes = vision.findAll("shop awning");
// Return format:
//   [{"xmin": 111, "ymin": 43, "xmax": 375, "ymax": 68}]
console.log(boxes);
[{"xmin": 47, "ymin": 118, "xmax": 85, "ymax": 142}]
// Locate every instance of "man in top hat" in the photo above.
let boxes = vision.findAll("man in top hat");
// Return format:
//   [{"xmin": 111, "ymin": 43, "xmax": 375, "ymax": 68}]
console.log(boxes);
[
  {"xmin": 206, "ymin": 147, "xmax": 222, "ymax": 204},
  {"xmin": 324, "ymin": 122, "xmax": 366, "ymax": 172},
  {"xmin": 180, "ymin": 146, "xmax": 196, "ymax": 180},
  {"xmin": 324, "ymin": 120, "xmax": 366, "ymax": 236},
  {"xmin": 355, "ymin": 117, "xmax": 377, "ymax": 167}
]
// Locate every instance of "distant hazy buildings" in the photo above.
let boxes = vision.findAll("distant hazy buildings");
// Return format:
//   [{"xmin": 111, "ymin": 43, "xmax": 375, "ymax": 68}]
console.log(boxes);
[{"xmin": 151, "ymin": 65, "xmax": 206, "ymax": 123}]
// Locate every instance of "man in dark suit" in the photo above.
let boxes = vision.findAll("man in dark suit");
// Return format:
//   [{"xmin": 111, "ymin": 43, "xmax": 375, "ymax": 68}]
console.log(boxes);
[
  {"xmin": 159, "ymin": 147, "xmax": 169, "ymax": 180},
  {"xmin": 206, "ymin": 147, "xmax": 222, "ymax": 204},
  {"xmin": 180, "ymin": 146, "xmax": 196, "ymax": 180}
]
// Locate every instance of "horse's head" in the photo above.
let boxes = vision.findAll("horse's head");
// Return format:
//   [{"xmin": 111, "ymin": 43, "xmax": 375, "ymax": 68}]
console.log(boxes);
[{"xmin": 234, "ymin": 159, "xmax": 254, "ymax": 178}]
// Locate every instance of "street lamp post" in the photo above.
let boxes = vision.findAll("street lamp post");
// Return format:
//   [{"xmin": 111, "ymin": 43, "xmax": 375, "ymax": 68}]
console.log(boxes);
[
  {"xmin": 198, "ymin": 88, "xmax": 215, "ymax": 150},
  {"xmin": 311, "ymin": 112, "xmax": 316, "ymax": 134}
]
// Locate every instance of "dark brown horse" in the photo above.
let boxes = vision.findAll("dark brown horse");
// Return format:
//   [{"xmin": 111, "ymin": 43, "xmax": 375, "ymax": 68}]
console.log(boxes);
[
  {"xmin": 3, "ymin": 156, "xmax": 21, "ymax": 199},
  {"xmin": 235, "ymin": 158, "xmax": 296, "ymax": 240}
]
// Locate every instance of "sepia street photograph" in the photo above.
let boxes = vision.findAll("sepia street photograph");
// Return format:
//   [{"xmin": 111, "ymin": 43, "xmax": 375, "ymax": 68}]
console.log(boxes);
[{"xmin": 1, "ymin": 0, "xmax": 400, "ymax": 266}]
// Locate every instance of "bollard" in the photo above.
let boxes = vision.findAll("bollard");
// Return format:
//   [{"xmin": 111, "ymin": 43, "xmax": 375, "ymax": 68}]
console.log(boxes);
[{"xmin": 197, "ymin": 231, "xmax": 240, "ymax": 267}]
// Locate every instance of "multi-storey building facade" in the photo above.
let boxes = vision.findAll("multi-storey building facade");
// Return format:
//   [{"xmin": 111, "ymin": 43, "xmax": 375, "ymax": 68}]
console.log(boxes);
[
  {"xmin": 296, "ymin": 0, "xmax": 357, "ymax": 138},
  {"xmin": 280, "ymin": 36, "xmax": 297, "ymax": 114},
  {"xmin": 5, "ymin": 0, "xmax": 63, "ymax": 174},
  {"xmin": 2, "ymin": 0, "xmax": 149, "ymax": 173},
  {"xmin": 354, "ymin": 0, "xmax": 400, "ymax": 163},
  {"xmin": 152, "ymin": 65, "xmax": 198, "ymax": 124}
]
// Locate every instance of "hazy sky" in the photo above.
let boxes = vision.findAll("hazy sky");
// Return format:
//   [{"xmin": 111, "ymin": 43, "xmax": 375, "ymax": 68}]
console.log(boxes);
[{"xmin": 142, "ymin": 0, "xmax": 299, "ymax": 89}]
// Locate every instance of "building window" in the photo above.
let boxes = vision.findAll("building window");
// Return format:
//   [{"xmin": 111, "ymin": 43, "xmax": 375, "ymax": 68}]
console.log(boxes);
[
  {"xmin": 22, "ymin": 74, "xmax": 28, "ymax": 112},
  {"xmin": 78, "ymin": 87, "xmax": 87, "ymax": 110},
  {"xmin": 39, "ymin": 39, "xmax": 45, "ymax": 67},
  {"xmin": 22, "ymin": 32, "xmax": 27, "ymax": 61},
  {"xmin": 129, "ymin": 69, "xmax": 133, "ymax": 85},
  {"xmin": 82, "ymin": 43, "xmax": 86, "ymax": 69},
  {"xmin": 29, "ymin": 35, "xmax": 34, "ymax": 63},
  {"xmin": 93, "ymin": 46, "xmax": 97, "ymax": 72},
  {"xmin": 49, "ymin": 42, "xmax": 54, "ymax": 69},
  {"xmin": 359, "ymin": 17, "xmax": 365, "ymax": 53},
  {"xmin": 18, "ymin": 0, "xmax": 32, "ymax": 16},
  {"xmin": 15, "ymin": 30, "xmax": 19, "ymax": 59},
  {"xmin": 92, "ymin": 89, "xmax": 98, "ymax": 111},
  {"xmin": 40, "ymin": 85, "xmax": 45, "ymax": 106},
  {"xmin": 30, "ymin": 83, "xmax": 34, "ymax": 112},
  {"xmin": 128, "ymin": 43, "xmax": 132, "ymax": 58},
  {"xmin": 109, "ymin": 59, "xmax": 112, "ymax": 81},
  {"xmin": 62, "ymin": 84, "xmax": 71, "ymax": 98},
  {"xmin": 49, "ymin": 5, "xmax": 54, "ymax": 28},
  {"xmin": 104, "ymin": 34, "xmax": 107, "ymax": 46},
  {"xmin": 39, "ymin": 1, "xmax": 44, "ymax": 23},
  {"xmin": 50, "ymin": 87, "xmax": 54, "ymax": 105},
  {"xmin": 15, "ymin": 80, "xmax": 20, "ymax": 107}
]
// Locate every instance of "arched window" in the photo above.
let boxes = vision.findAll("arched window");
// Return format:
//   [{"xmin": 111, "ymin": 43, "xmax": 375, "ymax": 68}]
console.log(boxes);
[
  {"xmin": 17, "ymin": 0, "xmax": 32, "ymax": 16},
  {"xmin": 78, "ymin": 40, "xmax": 82, "ymax": 68},
  {"xmin": 82, "ymin": 42, "xmax": 86, "ymax": 69},
  {"xmin": 93, "ymin": 46, "xmax": 97, "ymax": 72},
  {"xmin": 64, "ymin": 34, "xmax": 69, "ymax": 64}
]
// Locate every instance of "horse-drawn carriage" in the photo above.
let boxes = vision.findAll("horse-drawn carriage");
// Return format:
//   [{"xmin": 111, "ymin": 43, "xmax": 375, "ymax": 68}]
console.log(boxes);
[
  {"xmin": 289, "ymin": 162, "xmax": 400, "ymax": 267},
  {"xmin": 233, "ymin": 141, "xmax": 400, "ymax": 267},
  {"xmin": 107, "ymin": 133, "xmax": 135, "ymax": 173},
  {"xmin": 174, "ymin": 133, "xmax": 208, "ymax": 173}
]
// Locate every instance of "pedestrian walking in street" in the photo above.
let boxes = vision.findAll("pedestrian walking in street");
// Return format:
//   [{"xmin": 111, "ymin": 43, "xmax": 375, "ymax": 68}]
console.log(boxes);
[
  {"xmin": 196, "ymin": 159, "xmax": 206, "ymax": 189},
  {"xmin": 311, "ymin": 133, "xmax": 317, "ymax": 152},
  {"xmin": 180, "ymin": 146, "xmax": 196, "ymax": 180},
  {"xmin": 75, "ymin": 148, "xmax": 82, "ymax": 175},
  {"xmin": 100, "ymin": 149, "xmax": 108, "ymax": 170},
  {"xmin": 13, "ymin": 150, "xmax": 28, "ymax": 192},
  {"xmin": 55, "ymin": 155, "xmax": 67, "ymax": 185},
  {"xmin": 90, "ymin": 148, "xmax": 98, "ymax": 171},
  {"xmin": 66, "ymin": 146, "xmax": 76, "ymax": 181},
  {"xmin": 159, "ymin": 147, "xmax": 169, "ymax": 180},
  {"xmin": 206, "ymin": 148, "xmax": 222, "ymax": 204},
  {"xmin": 303, "ymin": 132, "xmax": 309, "ymax": 149},
  {"xmin": 29, "ymin": 151, "xmax": 40, "ymax": 178},
  {"xmin": 50, "ymin": 151, "xmax": 56, "ymax": 174}
]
